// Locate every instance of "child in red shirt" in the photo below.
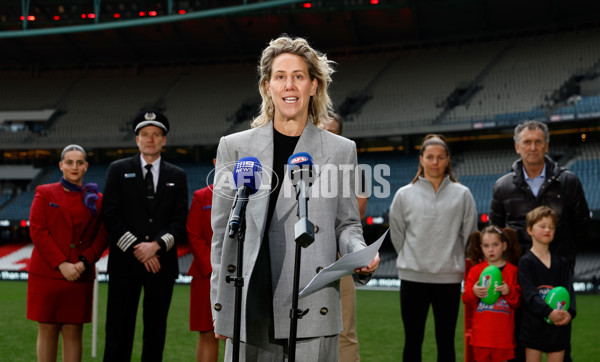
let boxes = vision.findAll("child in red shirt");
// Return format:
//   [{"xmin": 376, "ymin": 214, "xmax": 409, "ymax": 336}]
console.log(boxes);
[{"xmin": 463, "ymin": 226, "xmax": 521, "ymax": 362}]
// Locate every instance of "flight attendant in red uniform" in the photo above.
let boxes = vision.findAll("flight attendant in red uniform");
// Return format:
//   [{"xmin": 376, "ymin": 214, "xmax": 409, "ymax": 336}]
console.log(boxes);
[
  {"xmin": 187, "ymin": 182, "xmax": 219, "ymax": 362},
  {"xmin": 27, "ymin": 144, "xmax": 108, "ymax": 362}
]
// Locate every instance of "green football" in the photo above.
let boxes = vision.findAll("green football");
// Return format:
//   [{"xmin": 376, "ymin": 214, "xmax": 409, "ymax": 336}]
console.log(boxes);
[
  {"xmin": 478, "ymin": 265, "xmax": 502, "ymax": 305},
  {"xmin": 544, "ymin": 286, "xmax": 570, "ymax": 324}
]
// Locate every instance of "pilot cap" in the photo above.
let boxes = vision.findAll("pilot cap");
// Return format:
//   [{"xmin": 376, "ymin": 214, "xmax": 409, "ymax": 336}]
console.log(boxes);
[{"xmin": 133, "ymin": 110, "xmax": 169, "ymax": 134}]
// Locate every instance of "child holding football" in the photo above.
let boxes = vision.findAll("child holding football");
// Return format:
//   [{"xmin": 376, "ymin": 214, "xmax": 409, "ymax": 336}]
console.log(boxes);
[
  {"xmin": 463, "ymin": 225, "xmax": 521, "ymax": 362},
  {"xmin": 517, "ymin": 206, "xmax": 576, "ymax": 361}
]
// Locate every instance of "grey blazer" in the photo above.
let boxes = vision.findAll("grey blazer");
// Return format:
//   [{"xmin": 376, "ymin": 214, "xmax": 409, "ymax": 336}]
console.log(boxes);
[{"xmin": 210, "ymin": 121, "xmax": 368, "ymax": 342}]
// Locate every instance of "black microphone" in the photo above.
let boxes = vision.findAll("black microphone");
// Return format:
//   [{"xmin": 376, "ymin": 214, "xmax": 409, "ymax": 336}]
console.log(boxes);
[
  {"xmin": 287, "ymin": 152, "xmax": 315, "ymax": 247},
  {"xmin": 228, "ymin": 157, "xmax": 262, "ymax": 238}
]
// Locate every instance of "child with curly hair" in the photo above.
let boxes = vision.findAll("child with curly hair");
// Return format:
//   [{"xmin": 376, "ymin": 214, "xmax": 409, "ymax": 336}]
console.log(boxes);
[{"xmin": 463, "ymin": 226, "xmax": 521, "ymax": 362}]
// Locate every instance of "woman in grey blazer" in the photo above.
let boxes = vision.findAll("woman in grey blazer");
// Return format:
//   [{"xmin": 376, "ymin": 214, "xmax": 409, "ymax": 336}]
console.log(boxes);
[{"xmin": 211, "ymin": 35, "xmax": 379, "ymax": 362}]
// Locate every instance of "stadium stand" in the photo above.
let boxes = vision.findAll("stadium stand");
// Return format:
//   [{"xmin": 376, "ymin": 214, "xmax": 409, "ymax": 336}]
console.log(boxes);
[
  {"xmin": 554, "ymin": 95, "xmax": 600, "ymax": 117},
  {"xmin": 33, "ymin": 67, "xmax": 183, "ymax": 149},
  {"xmin": 0, "ymin": 190, "xmax": 35, "ymax": 221},
  {"xmin": 2, "ymin": 31, "xmax": 600, "ymax": 148},
  {"xmin": 344, "ymin": 41, "xmax": 508, "ymax": 137},
  {"xmin": 573, "ymin": 253, "xmax": 600, "ymax": 281},
  {"xmin": 178, "ymin": 162, "xmax": 214, "ymax": 205},
  {"xmin": 356, "ymin": 152, "xmax": 416, "ymax": 218},
  {"xmin": 0, "ymin": 162, "xmax": 215, "ymax": 220},
  {"xmin": 568, "ymin": 159, "xmax": 600, "ymax": 211},
  {"xmin": 0, "ymin": 192, "xmax": 11, "ymax": 209},
  {"xmin": 165, "ymin": 63, "xmax": 259, "ymax": 143},
  {"xmin": 0, "ymin": 70, "xmax": 79, "ymax": 110},
  {"xmin": 445, "ymin": 29, "xmax": 600, "ymax": 125}
]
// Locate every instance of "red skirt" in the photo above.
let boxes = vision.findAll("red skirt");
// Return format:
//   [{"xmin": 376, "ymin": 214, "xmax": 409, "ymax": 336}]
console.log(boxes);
[
  {"xmin": 27, "ymin": 273, "xmax": 94, "ymax": 324},
  {"xmin": 190, "ymin": 276, "xmax": 213, "ymax": 332}
]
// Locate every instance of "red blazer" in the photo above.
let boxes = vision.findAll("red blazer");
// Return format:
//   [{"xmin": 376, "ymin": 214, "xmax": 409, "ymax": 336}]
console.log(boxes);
[
  {"xmin": 28, "ymin": 182, "xmax": 108, "ymax": 281},
  {"xmin": 186, "ymin": 186, "xmax": 213, "ymax": 279}
]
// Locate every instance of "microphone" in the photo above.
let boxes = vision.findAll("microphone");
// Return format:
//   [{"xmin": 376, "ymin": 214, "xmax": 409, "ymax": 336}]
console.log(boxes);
[
  {"xmin": 287, "ymin": 152, "xmax": 315, "ymax": 247},
  {"xmin": 287, "ymin": 152, "xmax": 314, "ymax": 218},
  {"xmin": 228, "ymin": 157, "xmax": 262, "ymax": 238}
]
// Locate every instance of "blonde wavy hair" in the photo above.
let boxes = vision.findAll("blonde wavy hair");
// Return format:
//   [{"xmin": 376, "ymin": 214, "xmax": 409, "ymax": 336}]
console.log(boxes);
[{"xmin": 251, "ymin": 35, "xmax": 335, "ymax": 128}]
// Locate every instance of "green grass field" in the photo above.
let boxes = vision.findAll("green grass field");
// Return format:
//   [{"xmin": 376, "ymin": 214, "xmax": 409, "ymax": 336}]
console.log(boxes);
[{"xmin": 1, "ymin": 281, "xmax": 599, "ymax": 361}]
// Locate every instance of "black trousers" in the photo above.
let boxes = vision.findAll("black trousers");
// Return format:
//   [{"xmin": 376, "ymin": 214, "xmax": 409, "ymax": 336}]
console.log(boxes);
[
  {"xmin": 103, "ymin": 271, "xmax": 175, "ymax": 362},
  {"xmin": 400, "ymin": 280, "xmax": 461, "ymax": 362}
]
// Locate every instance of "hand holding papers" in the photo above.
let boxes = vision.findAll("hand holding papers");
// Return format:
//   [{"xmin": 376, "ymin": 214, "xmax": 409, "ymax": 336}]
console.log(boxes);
[{"xmin": 299, "ymin": 229, "xmax": 388, "ymax": 297}]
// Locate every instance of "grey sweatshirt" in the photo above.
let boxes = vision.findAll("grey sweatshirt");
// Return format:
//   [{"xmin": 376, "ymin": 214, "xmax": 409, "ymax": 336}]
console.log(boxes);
[{"xmin": 389, "ymin": 175, "xmax": 478, "ymax": 283}]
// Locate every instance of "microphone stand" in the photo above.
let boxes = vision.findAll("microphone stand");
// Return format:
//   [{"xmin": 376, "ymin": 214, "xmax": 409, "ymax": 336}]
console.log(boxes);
[
  {"xmin": 289, "ymin": 179, "xmax": 315, "ymax": 362},
  {"xmin": 226, "ymin": 215, "xmax": 246, "ymax": 362}
]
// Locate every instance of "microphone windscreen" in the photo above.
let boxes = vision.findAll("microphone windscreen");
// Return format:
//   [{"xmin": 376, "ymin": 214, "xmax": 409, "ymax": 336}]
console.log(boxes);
[
  {"xmin": 233, "ymin": 157, "xmax": 262, "ymax": 194},
  {"xmin": 287, "ymin": 152, "xmax": 313, "ymax": 167},
  {"xmin": 287, "ymin": 152, "xmax": 313, "ymax": 186}
]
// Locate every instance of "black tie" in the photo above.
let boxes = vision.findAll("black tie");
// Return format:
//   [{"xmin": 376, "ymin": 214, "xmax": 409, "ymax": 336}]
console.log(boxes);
[{"xmin": 145, "ymin": 164, "xmax": 154, "ymax": 198}]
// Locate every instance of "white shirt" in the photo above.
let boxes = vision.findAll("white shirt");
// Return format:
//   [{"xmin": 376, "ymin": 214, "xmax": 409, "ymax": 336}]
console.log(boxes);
[{"xmin": 140, "ymin": 155, "xmax": 161, "ymax": 193}]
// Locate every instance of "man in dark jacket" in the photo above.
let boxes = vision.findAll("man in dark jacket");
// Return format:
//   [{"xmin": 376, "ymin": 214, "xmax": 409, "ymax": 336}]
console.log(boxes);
[
  {"xmin": 490, "ymin": 120, "xmax": 588, "ymax": 362},
  {"xmin": 490, "ymin": 120, "xmax": 589, "ymax": 269},
  {"xmin": 102, "ymin": 110, "xmax": 188, "ymax": 362}
]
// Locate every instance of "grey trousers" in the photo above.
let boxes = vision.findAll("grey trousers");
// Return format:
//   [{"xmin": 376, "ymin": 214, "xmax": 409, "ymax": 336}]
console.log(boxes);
[{"xmin": 224, "ymin": 335, "xmax": 339, "ymax": 362}]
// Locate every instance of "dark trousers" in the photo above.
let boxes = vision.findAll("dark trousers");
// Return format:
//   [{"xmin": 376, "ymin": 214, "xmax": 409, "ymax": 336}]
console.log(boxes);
[
  {"xmin": 103, "ymin": 271, "xmax": 175, "ymax": 362},
  {"xmin": 400, "ymin": 280, "xmax": 461, "ymax": 362}
]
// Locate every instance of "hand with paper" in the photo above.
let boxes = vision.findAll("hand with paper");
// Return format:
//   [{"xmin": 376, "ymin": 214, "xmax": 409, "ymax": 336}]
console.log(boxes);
[{"xmin": 299, "ymin": 230, "xmax": 387, "ymax": 297}]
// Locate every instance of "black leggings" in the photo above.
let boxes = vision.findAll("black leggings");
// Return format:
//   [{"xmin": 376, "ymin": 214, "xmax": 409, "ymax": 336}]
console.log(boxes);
[{"xmin": 400, "ymin": 280, "xmax": 461, "ymax": 362}]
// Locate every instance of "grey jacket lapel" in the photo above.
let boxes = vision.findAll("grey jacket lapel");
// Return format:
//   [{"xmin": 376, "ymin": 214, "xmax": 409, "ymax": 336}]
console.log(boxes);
[
  {"xmin": 245, "ymin": 124, "xmax": 273, "ymax": 240},
  {"xmin": 273, "ymin": 121, "xmax": 330, "ymax": 222}
]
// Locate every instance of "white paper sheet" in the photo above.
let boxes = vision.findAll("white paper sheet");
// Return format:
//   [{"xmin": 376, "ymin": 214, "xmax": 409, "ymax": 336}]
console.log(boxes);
[{"xmin": 299, "ymin": 229, "xmax": 388, "ymax": 297}]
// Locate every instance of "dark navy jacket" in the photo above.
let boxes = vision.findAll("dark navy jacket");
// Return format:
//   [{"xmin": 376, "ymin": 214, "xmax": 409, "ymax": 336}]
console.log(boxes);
[{"xmin": 490, "ymin": 155, "xmax": 589, "ymax": 268}]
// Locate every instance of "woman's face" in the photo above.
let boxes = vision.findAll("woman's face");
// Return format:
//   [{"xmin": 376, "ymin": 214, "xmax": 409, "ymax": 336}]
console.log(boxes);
[
  {"xmin": 59, "ymin": 150, "xmax": 88, "ymax": 186},
  {"xmin": 419, "ymin": 144, "xmax": 449, "ymax": 181},
  {"xmin": 265, "ymin": 53, "xmax": 318, "ymax": 124}
]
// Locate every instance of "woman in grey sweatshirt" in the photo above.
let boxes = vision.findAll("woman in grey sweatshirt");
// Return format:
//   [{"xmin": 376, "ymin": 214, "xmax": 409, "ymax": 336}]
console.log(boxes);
[{"xmin": 389, "ymin": 134, "xmax": 478, "ymax": 362}]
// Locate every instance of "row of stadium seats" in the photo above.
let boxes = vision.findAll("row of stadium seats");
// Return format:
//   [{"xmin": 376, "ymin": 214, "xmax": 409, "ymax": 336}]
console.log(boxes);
[
  {"xmin": 2, "ymin": 29, "xmax": 600, "ymax": 147},
  {"xmin": 351, "ymin": 41, "xmax": 505, "ymax": 128},
  {"xmin": 0, "ymin": 192, "xmax": 11, "ymax": 209},
  {"xmin": 445, "ymin": 29, "xmax": 600, "ymax": 123},
  {"xmin": 1, "ymin": 138, "xmax": 599, "ymax": 220},
  {"xmin": 555, "ymin": 95, "xmax": 600, "ymax": 115}
]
